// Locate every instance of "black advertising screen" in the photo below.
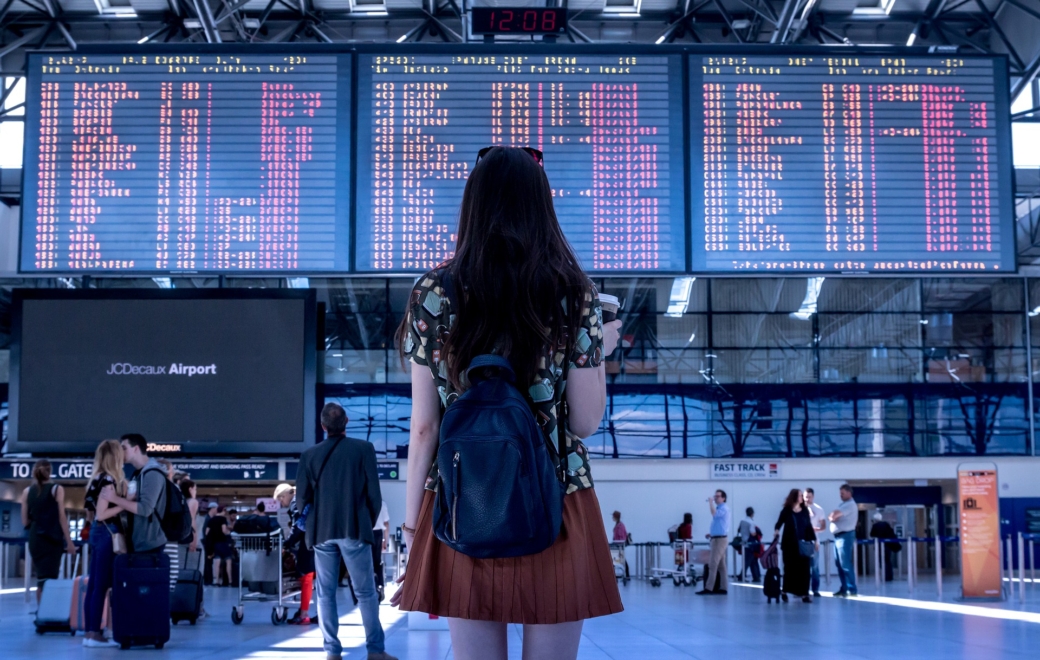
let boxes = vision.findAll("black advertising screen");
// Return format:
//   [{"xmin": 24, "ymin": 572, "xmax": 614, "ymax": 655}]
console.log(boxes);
[
  {"xmin": 20, "ymin": 51, "xmax": 351, "ymax": 274},
  {"xmin": 690, "ymin": 54, "xmax": 1014, "ymax": 273},
  {"xmin": 355, "ymin": 51, "xmax": 686, "ymax": 273},
  {"xmin": 8, "ymin": 290, "xmax": 317, "ymax": 455}
]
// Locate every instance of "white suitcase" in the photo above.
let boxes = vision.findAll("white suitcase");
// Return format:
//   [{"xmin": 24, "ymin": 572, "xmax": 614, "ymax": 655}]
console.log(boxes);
[{"xmin": 34, "ymin": 553, "xmax": 79, "ymax": 635}]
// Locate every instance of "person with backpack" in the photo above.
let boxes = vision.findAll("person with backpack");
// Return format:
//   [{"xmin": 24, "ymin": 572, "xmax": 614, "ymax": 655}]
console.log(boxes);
[
  {"xmin": 100, "ymin": 434, "xmax": 169, "ymax": 554},
  {"xmin": 391, "ymin": 147, "xmax": 624, "ymax": 660},
  {"xmin": 297, "ymin": 403, "xmax": 393, "ymax": 660}
]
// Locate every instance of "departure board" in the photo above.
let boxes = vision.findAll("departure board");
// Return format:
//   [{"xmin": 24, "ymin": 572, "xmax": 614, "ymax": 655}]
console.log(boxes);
[
  {"xmin": 20, "ymin": 52, "xmax": 351, "ymax": 273},
  {"xmin": 690, "ymin": 55, "xmax": 1014, "ymax": 273},
  {"xmin": 355, "ymin": 53, "xmax": 686, "ymax": 273}
]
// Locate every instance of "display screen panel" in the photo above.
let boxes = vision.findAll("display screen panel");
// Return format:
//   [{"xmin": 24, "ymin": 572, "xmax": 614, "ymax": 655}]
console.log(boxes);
[
  {"xmin": 690, "ymin": 54, "xmax": 1014, "ymax": 273},
  {"xmin": 356, "ymin": 52, "xmax": 686, "ymax": 273},
  {"xmin": 20, "ymin": 51, "xmax": 351, "ymax": 273},
  {"xmin": 8, "ymin": 290, "xmax": 317, "ymax": 455}
]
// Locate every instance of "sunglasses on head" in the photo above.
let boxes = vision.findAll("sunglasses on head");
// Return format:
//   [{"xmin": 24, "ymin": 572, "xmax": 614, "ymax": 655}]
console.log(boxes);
[{"xmin": 476, "ymin": 146, "xmax": 543, "ymax": 167}]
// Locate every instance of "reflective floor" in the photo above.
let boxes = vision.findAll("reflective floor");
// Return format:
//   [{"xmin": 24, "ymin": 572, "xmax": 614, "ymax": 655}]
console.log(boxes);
[{"xmin": 2, "ymin": 578, "xmax": 1038, "ymax": 659}]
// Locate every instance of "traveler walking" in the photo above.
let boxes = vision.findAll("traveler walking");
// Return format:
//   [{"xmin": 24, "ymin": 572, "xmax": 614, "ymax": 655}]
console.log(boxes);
[
  {"xmin": 392, "ymin": 146, "xmax": 624, "ymax": 660},
  {"xmin": 204, "ymin": 506, "xmax": 233, "ymax": 586},
  {"xmin": 829, "ymin": 484, "xmax": 859, "ymax": 597},
  {"xmin": 19, "ymin": 459, "xmax": 77, "ymax": 605},
  {"xmin": 298, "ymin": 402, "xmax": 393, "ymax": 660},
  {"xmin": 774, "ymin": 489, "xmax": 816, "ymax": 603},
  {"xmin": 737, "ymin": 508, "xmax": 762, "ymax": 583},
  {"xmin": 82, "ymin": 440, "xmax": 126, "ymax": 648},
  {"xmin": 804, "ymin": 488, "xmax": 827, "ymax": 597},
  {"xmin": 697, "ymin": 490, "xmax": 731, "ymax": 595},
  {"xmin": 177, "ymin": 479, "xmax": 201, "ymax": 572},
  {"xmin": 274, "ymin": 483, "xmax": 316, "ymax": 625},
  {"xmin": 870, "ymin": 512, "xmax": 900, "ymax": 582}
]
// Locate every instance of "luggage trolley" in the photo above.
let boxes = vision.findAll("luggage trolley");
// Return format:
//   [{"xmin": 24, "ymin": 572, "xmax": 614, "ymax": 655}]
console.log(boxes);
[
  {"xmin": 609, "ymin": 542, "xmax": 630, "ymax": 585},
  {"xmin": 229, "ymin": 530, "xmax": 300, "ymax": 626},
  {"xmin": 649, "ymin": 540, "xmax": 700, "ymax": 587}
]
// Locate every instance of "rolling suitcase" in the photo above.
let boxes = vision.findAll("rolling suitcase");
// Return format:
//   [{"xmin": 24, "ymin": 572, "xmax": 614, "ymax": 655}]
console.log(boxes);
[
  {"xmin": 112, "ymin": 552, "xmax": 171, "ymax": 649},
  {"xmin": 171, "ymin": 569, "xmax": 204, "ymax": 625},
  {"xmin": 70, "ymin": 574, "xmax": 90, "ymax": 633},
  {"xmin": 34, "ymin": 553, "xmax": 79, "ymax": 635},
  {"xmin": 763, "ymin": 567, "xmax": 782, "ymax": 603}
]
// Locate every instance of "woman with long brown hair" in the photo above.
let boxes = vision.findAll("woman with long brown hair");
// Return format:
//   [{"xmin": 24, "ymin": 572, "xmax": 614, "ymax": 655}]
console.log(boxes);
[
  {"xmin": 82, "ymin": 440, "xmax": 127, "ymax": 647},
  {"xmin": 774, "ymin": 487, "xmax": 817, "ymax": 603},
  {"xmin": 392, "ymin": 147, "xmax": 624, "ymax": 659},
  {"xmin": 19, "ymin": 459, "xmax": 77, "ymax": 605}
]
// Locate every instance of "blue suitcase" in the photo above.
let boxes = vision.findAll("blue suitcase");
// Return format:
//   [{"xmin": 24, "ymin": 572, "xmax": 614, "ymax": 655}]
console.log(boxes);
[{"xmin": 111, "ymin": 552, "xmax": 171, "ymax": 649}]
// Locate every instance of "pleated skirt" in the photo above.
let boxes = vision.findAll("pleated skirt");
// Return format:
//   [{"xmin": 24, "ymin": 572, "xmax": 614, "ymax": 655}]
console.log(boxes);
[{"xmin": 397, "ymin": 488, "xmax": 624, "ymax": 624}]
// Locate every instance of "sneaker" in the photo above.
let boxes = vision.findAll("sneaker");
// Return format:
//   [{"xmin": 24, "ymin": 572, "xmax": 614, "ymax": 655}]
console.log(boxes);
[
  {"xmin": 694, "ymin": 590, "xmax": 714, "ymax": 595},
  {"xmin": 83, "ymin": 637, "xmax": 120, "ymax": 648},
  {"xmin": 833, "ymin": 590, "xmax": 848, "ymax": 598},
  {"xmin": 813, "ymin": 591, "xmax": 821, "ymax": 598},
  {"xmin": 310, "ymin": 615, "xmax": 319, "ymax": 625}
]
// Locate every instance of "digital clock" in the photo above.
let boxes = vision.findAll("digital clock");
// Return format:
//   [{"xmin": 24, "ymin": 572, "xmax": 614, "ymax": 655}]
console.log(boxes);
[{"xmin": 470, "ymin": 7, "xmax": 567, "ymax": 34}]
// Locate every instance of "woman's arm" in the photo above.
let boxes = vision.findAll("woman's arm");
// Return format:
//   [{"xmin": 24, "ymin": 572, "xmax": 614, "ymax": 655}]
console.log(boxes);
[
  {"xmin": 188, "ymin": 500, "xmax": 199, "ymax": 551},
  {"xmin": 94, "ymin": 496, "xmax": 124, "ymax": 522},
  {"xmin": 55, "ymin": 486, "xmax": 77, "ymax": 555},
  {"xmin": 566, "ymin": 319, "xmax": 622, "ymax": 438},
  {"xmin": 19, "ymin": 487, "xmax": 29, "ymax": 529},
  {"xmin": 403, "ymin": 362, "xmax": 441, "ymax": 549}
]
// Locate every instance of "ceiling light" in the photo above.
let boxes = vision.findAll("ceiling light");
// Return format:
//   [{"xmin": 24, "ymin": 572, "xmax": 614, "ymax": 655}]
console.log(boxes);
[
  {"xmin": 906, "ymin": 32, "xmax": 917, "ymax": 46},
  {"xmin": 665, "ymin": 277, "xmax": 696, "ymax": 317},
  {"xmin": 1030, "ymin": 306, "xmax": 1040, "ymax": 317},
  {"xmin": 396, "ymin": 34, "xmax": 408, "ymax": 43},
  {"xmin": 791, "ymin": 277, "xmax": 825, "ymax": 320},
  {"xmin": 654, "ymin": 35, "xmax": 666, "ymax": 45},
  {"xmin": 616, "ymin": 12, "xmax": 641, "ymax": 17}
]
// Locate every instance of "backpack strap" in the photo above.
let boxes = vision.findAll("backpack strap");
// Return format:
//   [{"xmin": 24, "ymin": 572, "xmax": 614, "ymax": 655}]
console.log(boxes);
[{"xmin": 466, "ymin": 355, "xmax": 515, "ymax": 382}]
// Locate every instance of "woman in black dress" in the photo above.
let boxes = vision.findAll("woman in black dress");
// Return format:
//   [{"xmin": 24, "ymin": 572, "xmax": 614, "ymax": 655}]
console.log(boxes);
[{"xmin": 774, "ymin": 488, "xmax": 816, "ymax": 603}]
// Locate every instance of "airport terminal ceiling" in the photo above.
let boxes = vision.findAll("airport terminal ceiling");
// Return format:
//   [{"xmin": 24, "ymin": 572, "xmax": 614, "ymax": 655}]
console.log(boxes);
[{"xmin": 0, "ymin": 0, "xmax": 1038, "ymax": 458}]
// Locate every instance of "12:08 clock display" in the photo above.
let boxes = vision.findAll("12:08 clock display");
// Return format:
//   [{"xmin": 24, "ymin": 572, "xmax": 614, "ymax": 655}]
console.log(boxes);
[{"xmin": 470, "ymin": 8, "xmax": 567, "ymax": 34}]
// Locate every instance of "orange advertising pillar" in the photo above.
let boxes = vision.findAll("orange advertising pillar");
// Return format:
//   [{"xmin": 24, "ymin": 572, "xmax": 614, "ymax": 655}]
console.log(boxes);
[{"xmin": 957, "ymin": 463, "xmax": 1003, "ymax": 600}]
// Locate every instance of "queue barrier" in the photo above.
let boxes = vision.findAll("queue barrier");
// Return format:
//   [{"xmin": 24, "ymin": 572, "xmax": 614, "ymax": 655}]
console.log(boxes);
[{"xmin": 1005, "ymin": 533, "xmax": 1040, "ymax": 603}]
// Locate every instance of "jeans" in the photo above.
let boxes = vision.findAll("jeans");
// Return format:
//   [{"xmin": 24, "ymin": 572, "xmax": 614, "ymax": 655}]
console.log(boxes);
[
  {"xmin": 834, "ymin": 531, "xmax": 858, "ymax": 594},
  {"xmin": 743, "ymin": 542, "xmax": 761, "ymax": 582},
  {"xmin": 809, "ymin": 549, "xmax": 820, "ymax": 593},
  {"xmin": 85, "ymin": 523, "xmax": 115, "ymax": 634},
  {"xmin": 314, "ymin": 538, "xmax": 385, "ymax": 656}
]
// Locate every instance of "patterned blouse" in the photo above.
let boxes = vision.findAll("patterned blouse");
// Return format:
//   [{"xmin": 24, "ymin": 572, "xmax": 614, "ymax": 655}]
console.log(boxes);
[{"xmin": 403, "ymin": 268, "xmax": 604, "ymax": 495}]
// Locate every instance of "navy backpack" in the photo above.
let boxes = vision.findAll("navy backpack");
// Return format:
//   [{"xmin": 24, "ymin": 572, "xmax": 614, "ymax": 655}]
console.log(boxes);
[{"xmin": 432, "ymin": 272, "xmax": 566, "ymax": 559}]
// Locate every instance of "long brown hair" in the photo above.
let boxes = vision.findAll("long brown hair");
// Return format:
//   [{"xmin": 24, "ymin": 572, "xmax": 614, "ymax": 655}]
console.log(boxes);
[
  {"xmin": 32, "ymin": 459, "xmax": 52, "ymax": 487},
  {"xmin": 783, "ymin": 488, "xmax": 802, "ymax": 509},
  {"xmin": 397, "ymin": 147, "xmax": 590, "ymax": 389}
]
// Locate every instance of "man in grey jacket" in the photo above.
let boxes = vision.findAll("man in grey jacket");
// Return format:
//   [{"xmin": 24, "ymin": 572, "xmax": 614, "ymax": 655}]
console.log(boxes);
[
  {"xmin": 297, "ymin": 403, "xmax": 395, "ymax": 660},
  {"xmin": 102, "ymin": 433, "xmax": 168, "ymax": 553}
]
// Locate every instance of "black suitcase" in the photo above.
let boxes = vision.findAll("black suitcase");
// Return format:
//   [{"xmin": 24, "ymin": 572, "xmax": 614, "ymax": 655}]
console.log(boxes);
[
  {"xmin": 171, "ymin": 569, "xmax": 203, "ymax": 625},
  {"xmin": 112, "ymin": 552, "xmax": 171, "ymax": 649},
  {"xmin": 763, "ymin": 566, "xmax": 782, "ymax": 603}
]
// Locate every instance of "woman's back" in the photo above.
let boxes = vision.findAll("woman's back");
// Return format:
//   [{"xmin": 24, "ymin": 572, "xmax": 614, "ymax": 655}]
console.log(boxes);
[{"xmin": 27, "ymin": 482, "xmax": 61, "ymax": 538}]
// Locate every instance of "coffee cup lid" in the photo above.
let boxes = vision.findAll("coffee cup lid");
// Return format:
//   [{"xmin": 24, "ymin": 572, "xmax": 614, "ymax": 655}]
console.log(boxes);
[{"xmin": 598, "ymin": 293, "xmax": 620, "ymax": 306}]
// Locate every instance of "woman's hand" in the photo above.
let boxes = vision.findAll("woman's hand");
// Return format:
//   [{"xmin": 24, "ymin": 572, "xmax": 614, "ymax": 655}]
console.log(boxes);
[
  {"xmin": 66, "ymin": 539, "xmax": 77, "ymax": 556},
  {"xmin": 602, "ymin": 320, "xmax": 623, "ymax": 357},
  {"xmin": 389, "ymin": 573, "xmax": 407, "ymax": 607}
]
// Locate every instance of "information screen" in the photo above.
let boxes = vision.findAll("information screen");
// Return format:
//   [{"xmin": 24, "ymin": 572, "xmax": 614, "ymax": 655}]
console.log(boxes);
[
  {"xmin": 20, "ymin": 52, "xmax": 351, "ymax": 273},
  {"xmin": 356, "ymin": 52, "xmax": 686, "ymax": 273},
  {"xmin": 690, "ymin": 55, "xmax": 1014, "ymax": 273},
  {"xmin": 8, "ymin": 290, "xmax": 317, "ymax": 455}
]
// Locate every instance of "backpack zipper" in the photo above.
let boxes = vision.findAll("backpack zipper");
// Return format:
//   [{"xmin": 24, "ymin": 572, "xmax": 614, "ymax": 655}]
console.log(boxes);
[{"xmin": 451, "ymin": 451, "xmax": 460, "ymax": 542}]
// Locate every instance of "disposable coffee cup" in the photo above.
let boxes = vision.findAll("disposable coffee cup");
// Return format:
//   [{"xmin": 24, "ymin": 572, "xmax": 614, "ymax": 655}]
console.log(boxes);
[{"xmin": 598, "ymin": 294, "xmax": 620, "ymax": 323}]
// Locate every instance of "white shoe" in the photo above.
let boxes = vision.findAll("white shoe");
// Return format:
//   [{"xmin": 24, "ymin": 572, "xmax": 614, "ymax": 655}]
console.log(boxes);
[{"xmin": 83, "ymin": 637, "xmax": 120, "ymax": 648}]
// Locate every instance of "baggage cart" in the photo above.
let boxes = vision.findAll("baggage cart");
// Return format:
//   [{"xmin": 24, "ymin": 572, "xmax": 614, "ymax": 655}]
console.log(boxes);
[
  {"xmin": 649, "ymin": 540, "xmax": 699, "ymax": 587},
  {"xmin": 229, "ymin": 530, "xmax": 300, "ymax": 625}
]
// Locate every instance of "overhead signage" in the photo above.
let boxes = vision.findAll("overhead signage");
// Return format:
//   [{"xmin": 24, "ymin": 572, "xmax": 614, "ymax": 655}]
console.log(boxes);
[
  {"xmin": 0, "ymin": 458, "xmax": 94, "ymax": 481},
  {"xmin": 711, "ymin": 461, "xmax": 781, "ymax": 480},
  {"xmin": 957, "ymin": 464, "xmax": 1003, "ymax": 600},
  {"xmin": 377, "ymin": 461, "xmax": 399, "ymax": 480},
  {"xmin": 0, "ymin": 458, "xmax": 280, "ymax": 482}
]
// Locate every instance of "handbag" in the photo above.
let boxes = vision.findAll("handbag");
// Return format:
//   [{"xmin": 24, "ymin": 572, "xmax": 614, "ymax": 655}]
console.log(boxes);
[
  {"xmin": 798, "ymin": 539, "xmax": 815, "ymax": 558},
  {"xmin": 105, "ymin": 523, "xmax": 127, "ymax": 555}
]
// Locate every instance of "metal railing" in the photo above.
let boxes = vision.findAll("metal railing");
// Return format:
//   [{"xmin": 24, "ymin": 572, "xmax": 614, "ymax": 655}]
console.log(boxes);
[{"xmin": 1005, "ymin": 533, "xmax": 1040, "ymax": 604}]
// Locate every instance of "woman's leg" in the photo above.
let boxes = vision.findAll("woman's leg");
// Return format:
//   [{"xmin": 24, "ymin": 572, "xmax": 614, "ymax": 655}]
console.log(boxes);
[
  {"xmin": 212, "ymin": 557, "xmax": 222, "ymax": 585},
  {"xmin": 300, "ymin": 572, "xmax": 313, "ymax": 614},
  {"xmin": 84, "ymin": 527, "xmax": 113, "ymax": 637},
  {"xmin": 522, "ymin": 621, "xmax": 584, "ymax": 660},
  {"xmin": 224, "ymin": 558, "xmax": 234, "ymax": 586},
  {"xmin": 448, "ymin": 618, "xmax": 508, "ymax": 660}
]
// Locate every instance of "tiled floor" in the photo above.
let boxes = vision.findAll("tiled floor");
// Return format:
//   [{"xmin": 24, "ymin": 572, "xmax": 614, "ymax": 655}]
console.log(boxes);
[{"xmin": 2, "ymin": 578, "xmax": 1039, "ymax": 659}]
